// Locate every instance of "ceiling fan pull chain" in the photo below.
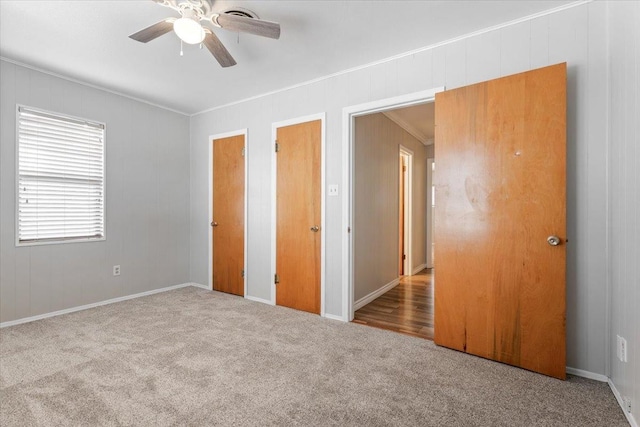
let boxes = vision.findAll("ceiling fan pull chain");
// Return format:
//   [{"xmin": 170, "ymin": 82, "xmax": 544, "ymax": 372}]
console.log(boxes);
[{"xmin": 180, "ymin": 40, "xmax": 184, "ymax": 57}]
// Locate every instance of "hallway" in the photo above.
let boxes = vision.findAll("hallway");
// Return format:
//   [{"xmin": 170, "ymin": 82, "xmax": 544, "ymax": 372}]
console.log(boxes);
[{"xmin": 353, "ymin": 269, "xmax": 434, "ymax": 340}]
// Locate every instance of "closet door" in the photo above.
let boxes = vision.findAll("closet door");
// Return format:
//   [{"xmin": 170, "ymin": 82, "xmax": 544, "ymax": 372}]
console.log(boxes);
[
  {"xmin": 212, "ymin": 134, "xmax": 245, "ymax": 296},
  {"xmin": 275, "ymin": 120, "xmax": 321, "ymax": 314}
]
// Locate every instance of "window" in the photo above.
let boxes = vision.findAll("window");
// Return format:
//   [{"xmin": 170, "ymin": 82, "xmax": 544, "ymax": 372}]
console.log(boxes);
[{"xmin": 16, "ymin": 106, "xmax": 105, "ymax": 245}]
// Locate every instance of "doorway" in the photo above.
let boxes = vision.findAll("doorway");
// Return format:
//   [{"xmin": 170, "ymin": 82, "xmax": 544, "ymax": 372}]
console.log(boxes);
[
  {"xmin": 209, "ymin": 130, "xmax": 248, "ymax": 296},
  {"xmin": 426, "ymin": 159, "xmax": 435, "ymax": 268},
  {"xmin": 344, "ymin": 89, "xmax": 440, "ymax": 323},
  {"xmin": 349, "ymin": 96, "xmax": 436, "ymax": 339},
  {"xmin": 399, "ymin": 147, "xmax": 413, "ymax": 276}
]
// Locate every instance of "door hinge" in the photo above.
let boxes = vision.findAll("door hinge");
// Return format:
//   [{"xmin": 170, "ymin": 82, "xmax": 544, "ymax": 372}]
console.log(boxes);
[
  {"xmin": 275, "ymin": 141, "xmax": 280, "ymax": 152},
  {"xmin": 403, "ymin": 166, "xmax": 407, "ymax": 172},
  {"xmin": 274, "ymin": 273, "xmax": 280, "ymax": 284},
  {"xmin": 403, "ymin": 254, "xmax": 406, "ymax": 260},
  {"xmin": 347, "ymin": 226, "xmax": 351, "ymax": 233},
  {"xmin": 241, "ymin": 147, "xmax": 245, "ymax": 157},
  {"xmin": 241, "ymin": 269, "xmax": 245, "ymax": 278}
]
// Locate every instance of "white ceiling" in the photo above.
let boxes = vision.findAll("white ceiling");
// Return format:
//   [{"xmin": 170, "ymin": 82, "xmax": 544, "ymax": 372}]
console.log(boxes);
[
  {"xmin": 384, "ymin": 102, "xmax": 435, "ymax": 145},
  {"xmin": 0, "ymin": 0, "xmax": 573, "ymax": 115}
]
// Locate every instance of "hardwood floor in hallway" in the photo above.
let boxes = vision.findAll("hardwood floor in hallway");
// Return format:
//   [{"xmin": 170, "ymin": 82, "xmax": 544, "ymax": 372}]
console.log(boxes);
[{"xmin": 353, "ymin": 269, "xmax": 434, "ymax": 340}]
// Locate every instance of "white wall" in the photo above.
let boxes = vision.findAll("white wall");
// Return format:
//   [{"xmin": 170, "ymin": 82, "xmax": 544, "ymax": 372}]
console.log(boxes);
[
  {"xmin": 607, "ymin": 1, "xmax": 639, "ymax": 423},
  {"xmin": 190, "ymin": 1, "xmax": 609, "ymax": 375},
  {"xmin": 0, "ymin": 60, "xmax": 191, "ymax": 323},
  {"xmin": 353, "ymin": 113, "xmax": 427, "ymax": 302}
]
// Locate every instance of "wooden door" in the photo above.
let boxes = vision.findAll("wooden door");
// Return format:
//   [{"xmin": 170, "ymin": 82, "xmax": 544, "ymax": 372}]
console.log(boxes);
[
  {"xmin": 434, "ymin": 63, "xmax": 567, "ymax": 379},
  {"xmin": 212, "ymin": 134, "xmax": 245, "ymax": 296},
  {"xmin": 275, "ymin": 120, "xmax": 321, "ymax": 314}
]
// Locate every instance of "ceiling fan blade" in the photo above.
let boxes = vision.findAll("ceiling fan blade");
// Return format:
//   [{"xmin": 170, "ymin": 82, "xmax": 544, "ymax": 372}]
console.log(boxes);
[
  {"xmin": 203, "ymin": 31, "xmax": 237, "ymax": 68},
  {"xmin": 215, "ymin": 14, "xmax": 281, "ymax": 40},
  {"xmin": 129, "ymin": 19, "xmax": 175, "ymax": 43}
]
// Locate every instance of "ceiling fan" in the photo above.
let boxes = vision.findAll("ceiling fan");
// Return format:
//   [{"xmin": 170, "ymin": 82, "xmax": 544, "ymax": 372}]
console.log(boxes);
[{"xmin": 129, "ymin": 0, "xmax": 281, "ymax": 68}]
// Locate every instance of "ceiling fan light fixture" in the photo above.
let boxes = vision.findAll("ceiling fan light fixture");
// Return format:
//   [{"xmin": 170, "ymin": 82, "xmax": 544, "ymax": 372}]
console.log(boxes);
[
  {"xmin": 173, "ymin": 16, "xmax": 205, "ymax": 44},
  {"xmin": 130, "ymin": 0, "xmax": 281, "ymax": 67}
]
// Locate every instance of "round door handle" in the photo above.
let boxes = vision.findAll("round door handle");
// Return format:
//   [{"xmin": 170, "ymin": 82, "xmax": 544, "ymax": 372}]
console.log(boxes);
[
  {"xmin": 211, "ymin": 221, "xmax": 218, "ymax": 227},
  {"xmin": 310, "ymin": 225, "xmax": 319, "ymax": 232},
  {"xmin": 547, "ymin": 235, "xmax": 561, "ymax": 246}
]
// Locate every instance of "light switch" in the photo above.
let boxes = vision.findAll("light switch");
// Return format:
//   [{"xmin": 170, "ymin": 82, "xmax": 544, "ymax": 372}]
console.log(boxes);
[{"xmin": 328, "ymin": 184, "xmax": 339, "ymax": 196}]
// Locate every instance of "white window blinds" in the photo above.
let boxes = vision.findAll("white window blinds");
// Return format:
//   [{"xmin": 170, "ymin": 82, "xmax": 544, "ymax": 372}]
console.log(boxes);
[{"xmin": 17, "ymin": 106, "xmax": 105, "ymax": 245}]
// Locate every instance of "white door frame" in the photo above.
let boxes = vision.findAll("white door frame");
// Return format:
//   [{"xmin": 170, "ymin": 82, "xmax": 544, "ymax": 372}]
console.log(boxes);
[
  {"xmin": 342, "ymin": 88, "xmax": 444, "ymax": 321},
  {"xmin": 399, "ymin": 146, "xmax": 413, "ymax": 276},
  {"xmin": 271, "ymin": 113, "xmax": 327, "ymax": 316},
  {"xmin": 208, "ymin": 129, "xmax": 249, "ymax": 297}
]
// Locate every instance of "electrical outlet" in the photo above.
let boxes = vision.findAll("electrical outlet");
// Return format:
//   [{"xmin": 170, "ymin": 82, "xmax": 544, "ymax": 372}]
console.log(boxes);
[
  {"xmin": 617, "ymin": 335, "xmax": 628, "ymax": 362},
  {"xmin": 113, "ymin": 265, "xmax": 121, "ymax": 276}
]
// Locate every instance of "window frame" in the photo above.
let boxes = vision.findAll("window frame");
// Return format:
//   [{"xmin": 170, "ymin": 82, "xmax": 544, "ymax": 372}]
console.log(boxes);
[{"xmin": 15, "ymin": 104, "xmax": 107, "ymax": 247}]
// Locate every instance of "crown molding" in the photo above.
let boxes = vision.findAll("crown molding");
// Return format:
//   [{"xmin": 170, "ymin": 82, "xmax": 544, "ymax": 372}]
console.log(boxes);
[
  {"xmin": 382, "ymin": 111, "xmax": 432, "ymax": 145},
  {"xmin": 192, "ymin": 0, "xmax": 591, "ymax": 116},
  {"xmin": 0, "ymin": 56, "xmax": 190, "ymax": 116}
]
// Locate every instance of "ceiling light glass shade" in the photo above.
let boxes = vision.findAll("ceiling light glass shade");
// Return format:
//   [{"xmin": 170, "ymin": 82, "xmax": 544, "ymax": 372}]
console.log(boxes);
[{"xmin": 173, "ymin": 17, "xmax": 205, "ymax": 44}]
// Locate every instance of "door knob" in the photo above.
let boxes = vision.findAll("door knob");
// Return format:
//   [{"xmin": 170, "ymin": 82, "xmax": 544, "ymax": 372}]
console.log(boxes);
[
  {"xmin": 547, "ymin": 235, "xmax": 561, "ymax": 246},
  {"xmin": 211, "ymin": 221, "xmax": 218, "ymax": 227},
  {"xmin": 310, "ymin": 225, "xmax": 319, "ymax": 232}
]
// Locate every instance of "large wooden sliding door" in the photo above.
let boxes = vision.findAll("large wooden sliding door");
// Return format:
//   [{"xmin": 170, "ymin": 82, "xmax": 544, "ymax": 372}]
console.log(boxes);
[
  {"xmin": 212, "ymin": 134, "xmax": 245, "ymax": 296},
  {"xmin": 275, "ymin": 120, "xmax": 322, "ymax": 314},
  {"xmin": 434, "ymin": 63, "xmax": 567, "ymax": 379}
]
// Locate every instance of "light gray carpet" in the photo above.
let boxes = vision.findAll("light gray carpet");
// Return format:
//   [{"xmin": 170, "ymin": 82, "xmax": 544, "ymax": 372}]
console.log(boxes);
[{"xmin": 0, "ymin": 287, "xmax": 627, "ymax": 426}]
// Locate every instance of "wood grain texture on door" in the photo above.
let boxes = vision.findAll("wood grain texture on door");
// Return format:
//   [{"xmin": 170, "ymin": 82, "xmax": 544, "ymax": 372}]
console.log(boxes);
[
  {"xmin": 212, "ymin": 134, "xmax": 245, "ymax": 296},
  {"xmin": 434, "ymin": 63, "xmax": 567, "ymax": 379},
  {"xmin": 276, "ymin": 120, "xmax": 321, "ymax": 314}
]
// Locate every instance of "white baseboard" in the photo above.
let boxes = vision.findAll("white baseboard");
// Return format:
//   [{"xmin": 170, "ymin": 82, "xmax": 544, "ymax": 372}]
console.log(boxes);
[
  {"xmin": 565, "ymin": 368, "xmax": 635, "ymax": 426},
  {"xmin": 353, "ymin": 278, "xmax": 400, "ymax": 311},
  {"xmin": 412, "ymin": 263, "xmax": 427, "ymax": 275},
  {"xmin": 323, "ymin": 313, "xmax": 347, "ymax": 322},
  {"xmin": 189, "ymin": 282, "xmax": 210, "ymax": 290},
  {"xmin": 245, "ymin": 295, "xmax": 275, "ymax": 305},
  {"xmin": 565, "ymin": 366, "xmax": 608, "ymax": 382},
  {"xmin": 0, "ymin": 282, "xmax": 198, "ymax": 328},
  {"xmin": 608, "ymin": 378, "xmax": 637, "ymax": 427}
]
